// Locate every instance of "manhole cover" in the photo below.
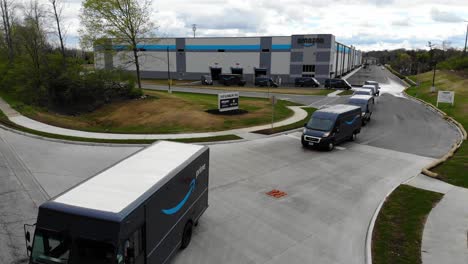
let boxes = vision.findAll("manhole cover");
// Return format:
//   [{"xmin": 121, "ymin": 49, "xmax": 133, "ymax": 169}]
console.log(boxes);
[{"xmin": 266, "ymin": 189, "xmax": 287, "ymax": 199}]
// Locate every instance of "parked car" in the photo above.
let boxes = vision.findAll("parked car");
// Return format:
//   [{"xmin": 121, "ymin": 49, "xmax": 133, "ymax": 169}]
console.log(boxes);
[
  {"xmin": 362, "ymin": 84, "xmax": 379, "ymax": 96},
  {"xmin": 255, "ymin": 76, "xmax": 278, "ymax": 87},
  {"xmin": 219, "ymin": 74, "xmax": 246, "ymax": 86},
  {"xmin": 353, "ymin": 88, "xmax": 374, "ymax": 97},
  {"xmin": 201, "ymin": 75, "xmax": 213, "ymax": 85},
  {"xmin": 302, "ymin": 104, "xmax": 362, "ymax": 151},
  {"xmin": 347, "ymin": 95, "xmax": 374, "ymax": 125},
  {"xmin": 295, "ymin": 77, "xmax": 320, "ymax": 87},
  {"xmin": 324, "ymin": 78, "xmax": 352, "ymax": 90}
]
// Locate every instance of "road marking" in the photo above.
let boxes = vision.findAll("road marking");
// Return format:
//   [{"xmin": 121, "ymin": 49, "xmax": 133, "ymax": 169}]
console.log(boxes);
[{"xmin": 286, "ymin": 134, "xmax": 301, "ymax": 140}]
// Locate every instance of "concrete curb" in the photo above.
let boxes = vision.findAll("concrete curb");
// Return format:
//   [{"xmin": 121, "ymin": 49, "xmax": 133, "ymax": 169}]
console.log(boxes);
[
  {"xmin": 403, "ymin": 90, "xmax": 466, "ymax": 178},
  {"xmin": 365, "ymin": 184, "xmax": 400, "ymax": 264}
]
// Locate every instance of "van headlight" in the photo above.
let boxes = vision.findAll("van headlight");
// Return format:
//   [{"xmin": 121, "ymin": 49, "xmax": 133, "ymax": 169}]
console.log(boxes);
[
  {"xmin": 303, "ymin": 128, "xmax": 308, "ymax": 133},
  {"xmin": 323, "ymin": 132, "xmax": 331, "ymax": 137}
]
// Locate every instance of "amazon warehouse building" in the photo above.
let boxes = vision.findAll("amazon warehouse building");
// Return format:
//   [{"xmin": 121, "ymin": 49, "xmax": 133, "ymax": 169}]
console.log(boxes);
[{"xmin": 95, "ymin": 34, "xmax": 362, "ymax": 84}]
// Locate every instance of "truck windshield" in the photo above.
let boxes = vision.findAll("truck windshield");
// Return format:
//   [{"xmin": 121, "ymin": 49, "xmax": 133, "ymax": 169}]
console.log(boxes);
[
  {"xmin": 307, "ymin": 117, "xmax": 334, "ymax": 131},
  {"xmin": 75, "ymin": 238, "xmax": 115, "ymax": 264},
  {"xmin": 31, "ymin": 229, "xmax": 70, "ymax": 264}
]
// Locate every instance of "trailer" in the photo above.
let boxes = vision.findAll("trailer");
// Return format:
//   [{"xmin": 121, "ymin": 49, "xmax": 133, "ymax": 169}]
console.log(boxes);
[{"xmin": 25, "ymin": 141, "xmax": 210, "ymax": 264}]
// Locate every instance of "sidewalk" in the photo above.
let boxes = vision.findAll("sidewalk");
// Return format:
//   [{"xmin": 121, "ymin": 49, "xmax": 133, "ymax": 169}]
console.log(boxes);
[
  {"xmin": 0, "ymin": 97, "xmax": 308, "ymax": 140},
  {"xmin": 406, "ymin": 174, "xmax": 468, "ymax": 264}
]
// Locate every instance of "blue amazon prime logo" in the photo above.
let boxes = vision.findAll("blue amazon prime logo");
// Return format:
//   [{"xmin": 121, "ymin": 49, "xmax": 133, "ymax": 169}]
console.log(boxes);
[
  {"xmin": 162, "ymin": 179, "xmax": 196, "ymax": 215},
  {"xmin": 345, "ymin": 115, "xmax": 360, "ymax": 125},
  {"xmin": 161, "ymin": 164, "xmax": 206, "ymax": 215}
]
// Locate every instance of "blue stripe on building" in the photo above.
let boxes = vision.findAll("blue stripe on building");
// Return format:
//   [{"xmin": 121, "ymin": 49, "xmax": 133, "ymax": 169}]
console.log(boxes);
[
  {"xmin": 185, "ymin": 45, "xmax": 260, "ymax": 51},
  {"xmin": 271, "ymin": 44, "xmax": 291, "ymax": 50}
]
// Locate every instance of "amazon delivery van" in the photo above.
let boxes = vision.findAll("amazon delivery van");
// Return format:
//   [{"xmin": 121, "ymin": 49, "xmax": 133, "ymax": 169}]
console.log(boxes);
[
  {"xmin": 302, "ymin": 104, "xmax": 362, "ymax": 151},
  {"xmin": 25, "ymin": 141, "xmax": 209, "ymax": 264}
]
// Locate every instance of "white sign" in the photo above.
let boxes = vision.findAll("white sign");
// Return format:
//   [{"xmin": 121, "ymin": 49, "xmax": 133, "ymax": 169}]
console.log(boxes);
[
  {"xmin": 218, "ymin": 92, "xmax": 239, "ymax": 112},
  {"xmin": 437, "ymin": 91, "xmax": 455, "ymax": 107}
]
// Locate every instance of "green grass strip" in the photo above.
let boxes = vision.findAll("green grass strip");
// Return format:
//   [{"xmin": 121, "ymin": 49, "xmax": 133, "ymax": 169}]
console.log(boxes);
[{"xmin": 372, "ymin": 185, "xmax": 443, "ymax": 264}]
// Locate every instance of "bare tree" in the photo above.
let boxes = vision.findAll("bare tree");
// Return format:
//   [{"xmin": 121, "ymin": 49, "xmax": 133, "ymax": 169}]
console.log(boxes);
[
  {"xmin": 50, "ymin": 0, "xmax": 65, "ymax": 58},
  {"xmin": 18, "ymin": 0, "xmax": 47, "ymax": 87},
  {"xmin": 80, "ymin": 0, "xmax": 156, "ymax": 89},
  {"xmin": 0, "ymin": 0, "xmax": 14, "ymax": 63}
]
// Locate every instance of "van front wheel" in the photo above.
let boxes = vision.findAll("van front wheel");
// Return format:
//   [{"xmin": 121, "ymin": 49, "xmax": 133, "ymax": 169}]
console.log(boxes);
[
  {"xmin": 181, "ymin": 221, "xmax": 193, "ymax": 249},
  {"xmin": 327, "ymin": 142, "xmax": 335, "ymax": 151}
]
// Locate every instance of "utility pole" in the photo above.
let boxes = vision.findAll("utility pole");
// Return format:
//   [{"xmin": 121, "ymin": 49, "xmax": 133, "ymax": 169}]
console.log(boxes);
[
  {"xmin": 192, "ymin": 24, "xmax": 197, "ymax": 38},
  {"xmin": 464, "ymin": 21, "xmax": 468, "ymax": 55},
  {"xmin": 167, "ymin": 47, "xmax": 171, "ymax": 93},
  {"xmin": 428, "ymin": 41, "xmax": 437, "ymax": 92}
]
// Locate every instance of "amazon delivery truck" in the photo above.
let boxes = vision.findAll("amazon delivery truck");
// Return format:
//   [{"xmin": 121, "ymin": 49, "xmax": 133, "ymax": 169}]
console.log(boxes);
[{"xmin": 24, "ymin": 141, "xmax": 209, "ymax": 264}]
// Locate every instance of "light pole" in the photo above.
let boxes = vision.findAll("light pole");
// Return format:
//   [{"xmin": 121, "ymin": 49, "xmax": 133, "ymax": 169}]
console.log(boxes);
[
  {"xmin": 192, "ymin": 24, "xmax": 197, "ymax": 38},
  {"xmin": 167, "ymin": 47, "xmax": 171, "ymax": 93},
  {"xmin": 428, "ymin": 41, "xmax": 437, "ymax": 92},
  {"xmin": 464, "ymin": 21, "xmax": 468, "ymax": 55}
]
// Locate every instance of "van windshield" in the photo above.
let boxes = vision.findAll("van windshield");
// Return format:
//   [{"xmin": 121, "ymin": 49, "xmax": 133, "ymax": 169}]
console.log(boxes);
[
  {"xmin": 31, "ymin": 229, "xmax": 71, "ymax": 264},
  {"xmin": 306, "ymin": 117, "xmax": 334, "ymax": 131}
]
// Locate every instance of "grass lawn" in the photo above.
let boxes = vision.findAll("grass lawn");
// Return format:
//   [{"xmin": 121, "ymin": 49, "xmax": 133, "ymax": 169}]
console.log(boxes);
[
  {"xmin": 142, "ymin": 79, "xmax": 193, "ymax": 86},
  {"xmin": 142, "ymin": 79, "xmax": 333, "ymax": 96},
  {"xmin": 406, "ymin": 70, "xmax": 468, "ymax": 188},
  {"xmin": 339, "ymin": 89, "xmax": 355, "ymax": 95},
  {"xmin": 0, "ymin": 109, "xmax": 242, "ymax": 144},
  {"xmin": 254, "ymin": 107, "xmax": 316, "ymax": 135},
  {"xmin": 0, "ymin": 90, "xmax": 296, "ymax": 134},
  {"xmin": 372, "ymin": 185, "xmax": 443, "ymax": 264}
]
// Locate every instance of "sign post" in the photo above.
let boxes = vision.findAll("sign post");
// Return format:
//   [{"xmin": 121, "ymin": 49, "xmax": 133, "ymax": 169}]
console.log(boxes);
[
  {"xmin": 218, "ymin": 92, "xmax": 239, "ymax": 112},
  {"xmin": 270, "ymin": 95, "xmax": 277, "ymax": 129},
  {"xmin": 437, "ymin": 91, "xmax": 455, "ymax": 107}
]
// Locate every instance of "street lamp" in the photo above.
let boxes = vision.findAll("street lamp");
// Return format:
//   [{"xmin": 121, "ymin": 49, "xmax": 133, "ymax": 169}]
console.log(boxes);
[{"xmin": 464, "ymin": 21, "xmax": 468, "ymax": 55}]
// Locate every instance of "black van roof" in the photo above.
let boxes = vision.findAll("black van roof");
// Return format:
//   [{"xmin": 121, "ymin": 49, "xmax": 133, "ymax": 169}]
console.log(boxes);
[{"xmin": 314, "ymin": 104, "xmax": 360, "ymax": 119}]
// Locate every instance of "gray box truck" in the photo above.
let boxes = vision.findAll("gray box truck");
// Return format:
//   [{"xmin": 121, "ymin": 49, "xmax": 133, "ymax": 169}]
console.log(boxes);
[
  {"xmin": 302, "ymin": 104, "xmax": 362, "ymax": 151},
  {"xmin": 24, "ymin": 141, "xmax": 210, "ymax": 264}
]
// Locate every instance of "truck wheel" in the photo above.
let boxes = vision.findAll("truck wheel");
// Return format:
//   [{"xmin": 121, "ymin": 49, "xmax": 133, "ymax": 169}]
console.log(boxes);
[
  {"xmin": 301, "ymin": 140, "xmax": 308, "ymax": 148},
  {"xmin": 327, "ymin": 142, "xmax": 335, "ymax": 151},
  {"xmin": 180, "ymin": 221, "xmax": 193, "ymax": 249}
]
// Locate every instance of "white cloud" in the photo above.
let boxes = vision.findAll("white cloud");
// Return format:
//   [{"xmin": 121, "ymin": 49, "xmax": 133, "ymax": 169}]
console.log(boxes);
[
  {"xmin": 431, "ymin": 7, "xmax": 464, "ymax": 23},
  {"xmin": 28, "ymin": 0, "xmax": 468, "ymax": 51}
]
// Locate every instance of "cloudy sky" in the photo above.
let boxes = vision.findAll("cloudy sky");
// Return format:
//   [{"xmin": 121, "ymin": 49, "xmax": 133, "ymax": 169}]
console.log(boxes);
[{"xmin": 35, "ymin": 0, "xmax": 468, "ymax": 51}]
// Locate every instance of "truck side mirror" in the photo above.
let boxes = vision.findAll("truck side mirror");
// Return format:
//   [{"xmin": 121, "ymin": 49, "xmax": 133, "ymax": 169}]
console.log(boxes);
[{"xmin": 25, "ymin": 231, "xmax": 30, "ymax": 242}]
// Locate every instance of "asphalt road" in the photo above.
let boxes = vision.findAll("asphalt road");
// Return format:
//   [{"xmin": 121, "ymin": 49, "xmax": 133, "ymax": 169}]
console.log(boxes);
[{"xmin": 0, "ymin": 65, "xmax": 460, "ymax": 263}]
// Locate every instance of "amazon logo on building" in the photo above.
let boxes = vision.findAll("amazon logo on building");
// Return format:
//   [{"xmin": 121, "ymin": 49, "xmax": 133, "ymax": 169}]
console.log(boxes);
[{"xmin": 297, "ymin": 37, "xmax": 325, "ymax": 47}]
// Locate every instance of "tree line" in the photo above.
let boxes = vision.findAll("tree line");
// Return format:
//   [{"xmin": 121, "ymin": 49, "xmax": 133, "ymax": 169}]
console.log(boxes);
[
  {"xmin": 365, "ymin": 47, "xmax": 468, "ymax": 76},
  {"xmin": 0, "ymin": 0, "xmax": 152, "ymax": 114}
]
